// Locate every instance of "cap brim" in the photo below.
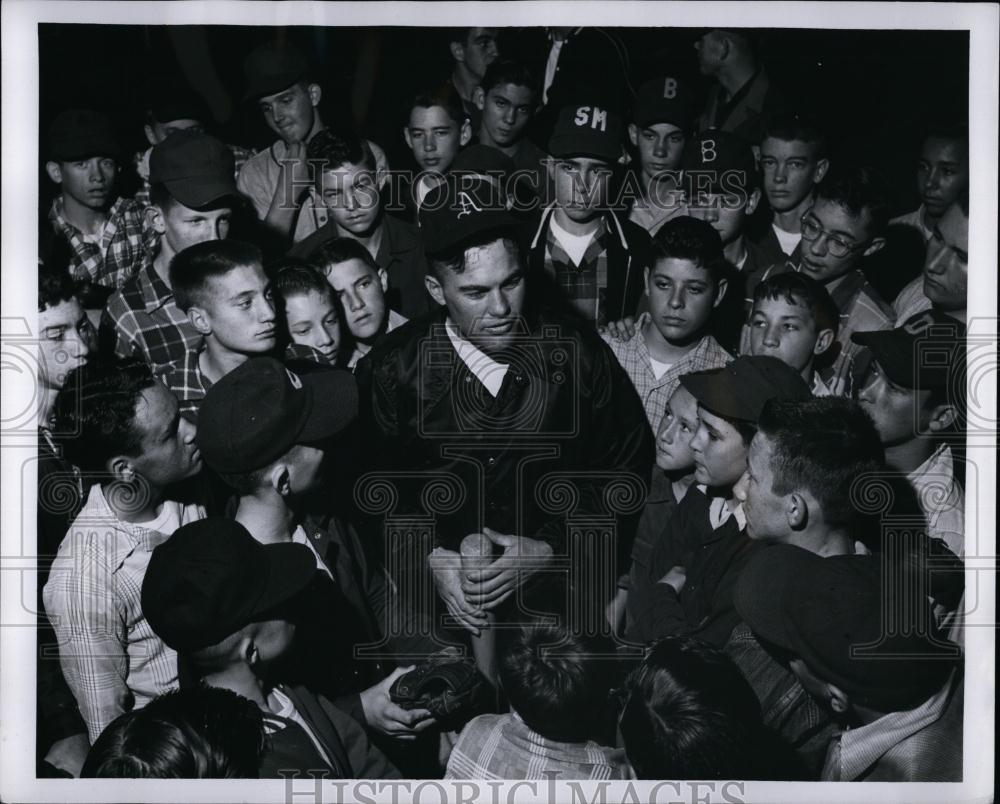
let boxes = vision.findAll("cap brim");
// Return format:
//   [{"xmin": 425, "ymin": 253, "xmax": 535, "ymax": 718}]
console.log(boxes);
[
  {"xmin": 297, "ymin": 368, "xmax": 359, "ymax": 444},
  {"xmin": 243, "ymin": 75, "xmax": 304, "ymax": 102},
  {"xmin": 850, "ymin": 329, "xmax": 914, "ymax": 387},
  {"xmin": 679, "ymin": 371, "xmax": 749, "ymax": 422},
  {"xmin": 423, "ymin": 216, "xmax": 518, "ymax": 257},
  {"xmin": 252, "ymin": 541, "xmax": 319, "ymax": 621},
  {"xmin": 163, "ymin": 177, "xmax": 239, "ymax": 210},
  {"xmin": 548, "ymin": 134, "xmax": 621, "ymax": 163}
]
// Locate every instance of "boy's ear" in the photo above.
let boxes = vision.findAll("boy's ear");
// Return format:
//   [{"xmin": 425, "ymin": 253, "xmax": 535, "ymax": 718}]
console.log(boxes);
[
  {"xmin": 187, "ymin": 306, "xmax": 212, "ymax": 337},
  {"xmin": 241, "ymin": 633, "xmax": 258, "ymax": 668},
  {"xmin": 787, "ymin": 491, "xmax": 808, "ymax": 530},
  {"xmin": 143, "ymin": 124, "xmax": 157, "ymax": 147},
  {"xmin": 814, "ymin": 158, "xmax": 830, "ymax": 184},
  {"xmin": 746, "ymin": 187, "xmax": 762, "ymax": 216},
  {"xmin": 449, "ymin": 41, "xmax": 465, "ymax": 63},
  {"xmin": 403, "ymin": 127, "xmax": 414, "ymax": 152},
  {"xmin": 424, "ymin": 274, "xmax": 446, "ymax": 307},
  {"xmin": 473, "ymin": 86, "xmax": 486, "ymax": 111},
  {"xmin": 378, "ymin": 268, "xmax": 389, "ymax": 294},
  {"xmin": 270, "ymin": 464, "xmax": 292, "ymax": 497},
  {"xmin": 627, "ymin": 123, "xmax": 639, "ymax": 149},
  {"xmin": 145, "ymin": 204, "xmax": 167, "ymax": 235},
  {"xmin": 107, "ymin": 454, "xmax": 137, "ymax": 484},
  {"xmin": 712, "ymin": 276, "xmax": 729, "ymax": 307},
  {"xmin": 862, "ymin": 236, "xmax": 886, "ymax": 258},
  {"xmin": 45, "ymin": 161, "xmax": 63, "ymax": 184},
  {"xmin": 814, "ymin": 327, "xmax": 835, "ymax": 356},
  {"xmin": 459, "ymin": 118, "xmax": 473, "ymax": 147},
  {"xmin": 927, "ymin": 402, "xmax": 958, "ymax": 432},
  {"xmin": 307, "ymin": 83, "xmax": 322, "ymax": 108}
]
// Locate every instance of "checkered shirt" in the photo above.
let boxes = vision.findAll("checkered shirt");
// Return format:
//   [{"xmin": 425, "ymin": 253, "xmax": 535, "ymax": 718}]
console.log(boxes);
[
  {"xmin": 133, "ymin": 143, "xmax": 256, "ymax": 207},
  {"xmin": 158, "ymin": 345, "xmax": 211, "ymax": 421},
  {"xmin": 48, "ymin": 196, "xmax": 149, "ymax": 289},
  {"xmin": 603, "ymin": 314, "xmax": 732, "ymax": 432},
  {"xmin": 544, "ymin": 218, "xmax": 609, "ymax": 325}
]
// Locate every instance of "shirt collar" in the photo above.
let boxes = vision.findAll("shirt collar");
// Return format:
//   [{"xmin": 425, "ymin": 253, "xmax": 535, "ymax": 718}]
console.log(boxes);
[
  {"xmin": 703, "ymin": 489, "xmax": 747, "ymax": 531},
  {"xmin": 444, "ymin": 318, "xmax": 509, "ymax": 397},
  {"xmin": 85, "ymin": 485, "xmax": 174, "ymax": 560}
]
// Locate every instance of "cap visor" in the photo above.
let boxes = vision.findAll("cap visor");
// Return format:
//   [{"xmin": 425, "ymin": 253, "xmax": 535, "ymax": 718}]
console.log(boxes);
[
  {"xmin": 164, "ymin": 177, "xmax": 239, "ymax": 210},
  {"xmin": 679, "ymin": 371, "xmax": 746, "ymax": 422},
  {"xmin": 297, "ymin": 368, "xmax": 360, "ymax": 444}
]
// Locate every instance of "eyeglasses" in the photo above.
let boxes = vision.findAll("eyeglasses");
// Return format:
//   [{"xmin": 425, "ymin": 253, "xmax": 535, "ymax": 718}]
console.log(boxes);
[{"xmin": 799, "ymin": 214, "xmax": 868, "ymax": 258}]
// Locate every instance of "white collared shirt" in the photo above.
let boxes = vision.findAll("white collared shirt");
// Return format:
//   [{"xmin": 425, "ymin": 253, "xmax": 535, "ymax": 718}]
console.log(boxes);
[
  {"xmin": 445, "ymin": 318, "xmax": 510, "ymax": 397},
  {"xmin": 698, "ymin": 485, "xmax": 748, "ymax": 531}
]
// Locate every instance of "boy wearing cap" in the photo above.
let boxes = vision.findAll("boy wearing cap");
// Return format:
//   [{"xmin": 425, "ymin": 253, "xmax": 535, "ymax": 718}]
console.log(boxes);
[
  {"xmin": 602, "ymin": 216, "xmax": 731, "ymax": 434},
  {"xmin": 624, "ymin": 355, "xmax": 811, "ymax": 646},
  {"xmin": 44, "ymin": 109, "xmax": 148, "ymax": 292},
  {"xmin": 100, "ymin": 130, "xmax": 240, "ymax": 372},
  {"xmin": 42, "ymin": 359, "xmax": 205, "ymax": 743},
  {"xmin": 158, "ymin": 240, "xmax": 277, "ymax": 420},
  {"xmin": 854, "ymin": 311, "xmax": 966, "ymax": 557},
  {"xmin": 141, "ymin": 518, "xmax": 400, "ymax": 778},
  {"xmin": 734, "ymin": 544, "xmax": 963, "ymax": 781},
  {"xmin": 527, "ymin": 102, "xmax": 653, "ymax": 327}
]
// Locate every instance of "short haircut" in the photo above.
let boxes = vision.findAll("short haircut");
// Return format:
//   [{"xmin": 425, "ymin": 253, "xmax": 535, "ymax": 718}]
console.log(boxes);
[
  {"xmin": 752, "ymin": 272, "xmax": 839, "ymax": 336},
  {"xmin": 170, "ymin": 239, "xmax": 264, "ymax": 312},
  {"xmin": 306, "ymin": 127, "xmax": 374, "ymax": 182},
  {"xmin": 447, "ymin": 27, "xmax": 474, "ymax": 46},
  {"xmin": 480, "ymin": 58, "xmax": 537, "ymax": 98},
  {"xmin": 217, "ymin": 444, "xmax": 306, "ymax": 495},
  {"xmin": 921, "ymin": 121, "xmax": 968, "ymax": 151},
  {"xmin": 38, "ymin": 259, "xmax": 78, "ymax": 313},
  {"xmin": 619, "ymin": 636, "xmax": 764, "ymax": 780},
  {"xmin": 499, "ymin": 623, "xmax": 619, "ymax": 744},
  {"xmin": 427, "ymin": 232, "xmax": 520, "ymax": 280},
  {"xmin": 310, "ymin": 237, "xmax": 381, "ymax": 277},
  {"xmin": 757, "ymin": 397, "xmax": 886, "ymax": 529},
  {"xmin": 760, "ymin": 112, "xmax": 828, "ymax": 159},
  {"xmin": 814, "ymin": 165, "xmax": 890, "ymax": 236},
  {"xmin": 53, "ymin": 359, "xmax": 156, "ymax": 474},
  {"xmin": 407, "ymin": 83, "xmax": 467, "ymax": 127},
  {"xmin": 650, "ymin": 216, "xmax": 727, "ymax": 284},
  {"xmin": 269, "ymin": 257, "xmax": 336, "ymax": 304},
  {"xmin": 81, "ymin": 686, "xmax": 265, "ymax": 779}
]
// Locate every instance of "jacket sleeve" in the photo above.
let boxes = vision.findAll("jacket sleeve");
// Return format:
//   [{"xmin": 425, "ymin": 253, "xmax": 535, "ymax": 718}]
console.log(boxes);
[{"xmin": 319, "ymin": 695, "xmax": 402, "ymax": 779}]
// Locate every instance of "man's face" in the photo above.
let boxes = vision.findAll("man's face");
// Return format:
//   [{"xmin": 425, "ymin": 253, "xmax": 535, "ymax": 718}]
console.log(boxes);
[
  {"xmin": 53, "ymin": 157, "xmax": 116, "ymax": 210},
  {"xmin": 917, "ymin": 136, "xmax": 969, "ymax": 219},
  {"xmin": 426, "ymin": 238, "xmax": 526, "ymax": 354},
  {"xmin": 405, "ymin": 106, "xmax": 468, "ymax": 172},
  {"xmin": 737, "ymin": 432, "xmax": 789, "ymax": 541},
  {"xmin": 687, "ymin": 189, "xmax": 760, "ymax": 246},
  {"xmin": 128, "ymin": 382, "xmax": 202, "ymax": 486},
  {"xmin": 257, "ymin": 83, "xmax": 319, "ymax": 144},
  {"xmin": 198, "ymin": 264, "xmax": 277, "ymax": 354},
  {"xmin": 551, "ymin": 156, "xmax": 614, "ymax": 223},
  {"xmin": 689, "ymin": 406, "xmax": 749, "ymax": 488},
  {"xmin": 748, "ymin": 296, "xmax": 825, "ymax": 375},
  {"xmin": 317, "ymin": 162, "xmax": 380, "ymax": 236},
  {"xmin": 145, "ymin": 118, "xmax": 203, "ymax": 146},
  {"xmin": 38, "ymin": 298, "xmax": 93, "ymax": 392},
  {"xmin": 856, "ymin": 360, "xmax": 930, "ymax": 446},
  {"xmin": 695, "ymin": 31, "xmax": 726, "ymax": 76},
  {"xmin": 759, "ymin": 138, "xmax": 827, "ymax": 213},
  {"xmin": 284, "ymin": 290, "xmax": 340, "ymax": 364},
  {"xmin": 655, "ymin": 385, "xmax": 699, "ymax": 472},
  {"xmin": 799, "ymin": 198, "xmax": 874, "ymax": 284},
  {"xmin": 479, "ymin": 83, "xmax": 534, "ymax": 148},
  {"xmin": 646, "ymin": 257, "xmax": 722, "ymax": 345},
  {"xmin": 458, "ymin": 28, "xmax": 499, "ymax": 79},
  {"xmin": 630, "ymin": 123, "xmax": 686, "ymax": 183},
  {"xmin": 922, "ymin": 202, "xmax": 968, "ymax": 311},
  {"xmin": 155, "ymin": 200, "xmax": 232, "ymax": 256},
  {"xmin": 324, "ymin": 258, "xmax": 388, "ymax": 342}
]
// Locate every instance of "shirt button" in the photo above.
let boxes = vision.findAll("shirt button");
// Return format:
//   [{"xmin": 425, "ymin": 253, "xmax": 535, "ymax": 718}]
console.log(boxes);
[{"xmin": 487, "ymin": 457, "xmax": 496, "ymax": 467}]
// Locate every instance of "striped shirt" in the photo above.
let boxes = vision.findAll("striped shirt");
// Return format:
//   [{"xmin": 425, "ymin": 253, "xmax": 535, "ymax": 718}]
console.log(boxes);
[
  {"xmin": 893, "ymin": 276, "xmax": 933, "ymax": 325},
  {"xmin": 42, "ymin": 485, "xmax": 205, "ymax": 742}
]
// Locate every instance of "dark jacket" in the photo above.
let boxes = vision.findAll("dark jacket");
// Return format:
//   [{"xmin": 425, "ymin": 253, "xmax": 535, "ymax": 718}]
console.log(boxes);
[{"xmin": 698, "ymin": 68, "xmax": 787, "ymax": 147}]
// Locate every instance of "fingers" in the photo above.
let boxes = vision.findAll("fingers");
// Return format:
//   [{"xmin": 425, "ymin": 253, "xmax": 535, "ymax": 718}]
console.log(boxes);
[
  {"xmin": 464, "ymin": 571, "xmax": 516, "ymax": 600},
  {"xmin": 480, "ymin": 587, "xmax": 515, "ymax": 611}
]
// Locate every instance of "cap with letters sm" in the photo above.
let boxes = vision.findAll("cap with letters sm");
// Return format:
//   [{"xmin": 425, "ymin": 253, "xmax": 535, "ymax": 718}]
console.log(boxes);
[
  {"xmin": 196, "ymin": 357, "xmax": 358, "ymax": 475},
  {"xmin": 149, "ymin": 130, "xmax": 237, "ymax": 209},
  {"xmin": 681, "ymin": 129, "xmax": 757, "ymax": 194},
  {"xmin": 141, "ymin": 517, "xmax": 317, "ymax": 653},
  {"xmin": 680, "ymin": 355, "xmax": 812, "ymax": 424},
  {"xmin": 632, "ymin": 76, "xmax": 692, "ymax": 130},
  {"xmin": 851, "ymin": 310, "xmax": 966, "ymax": 390},
  {"xmin": 418, "ymin": 173, "xmax": 517, "ymax": 256},
  {"xmin": 244, "ymin": 43, "xmax": 308, "ymax": 101},
  {"xmin": 548, "ymin": 103, "xmax": 624, "ymax": 162},
  {"xmin": 48, "ymin": 109, "xmax": 120, "ymax": 162}
]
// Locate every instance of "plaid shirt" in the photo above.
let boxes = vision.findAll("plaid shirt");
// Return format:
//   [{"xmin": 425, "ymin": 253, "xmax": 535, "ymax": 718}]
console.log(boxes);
[
  {"xmin": 101, "ymin": 245, "xmax": 202, "ymax": 372},
  {"xmin": 48, "ymin": 196, "xmax": 149, "ymax": 289},
  {"xmin": 545, "ymin": 218, "xmax": 610, "ymax": 325},
  {"xmin": 133, "ymin": 143, "xmax": 255, "ymax": 207},
  {"xmin": 41, "ymin": 485, "xmax": 205, "ymax": 742},
  {"xmin": 444, "ymin": 712, "xmax": 630, "ymax": 781},
  {"xmin": 158, "ymin": 345, "xmax": 211, "ymax": 421},
  {"xmin": 603, "ymin": 314, "xmax": 732, "ymax": 432}
]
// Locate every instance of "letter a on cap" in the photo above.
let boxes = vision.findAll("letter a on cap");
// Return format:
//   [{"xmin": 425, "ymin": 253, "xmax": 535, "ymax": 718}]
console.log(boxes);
[{"xmin": 456, "ymin": 191, "xmax": 483, "ymax": 219}]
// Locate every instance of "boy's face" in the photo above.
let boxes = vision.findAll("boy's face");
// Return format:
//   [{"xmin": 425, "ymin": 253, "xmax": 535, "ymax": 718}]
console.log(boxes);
[
  {"xmin": 645, "ymin": 257, "xmax": 724, "ymax": 344},
  {"xmin": 478, "ymin": 83, "xmax": 534, "ymax": 148},
  {"xmin": 257, "ymin": 83, "xmax": 320, "ymax": 144},
  {"xmin": 759, "ymin": 138, "xmax": 827, "ymax": 213},
  {"xmin": 153, "ymin": 200, "xmax": 232, "ymax": 256},
  {"xmin": 628, "ymin": 122, "xmax": 686, "ymax": 182},
  {"xmin": 317, "ymin": 162, "xmax": 380, "ymax": 236},
  {"xmin": 922, "ymin": 202, "xmax": 968, "ymax": 311},
  {"xmin": 799, "ymin": 198, "xmax": 876, "ymax": 284},
  {"xmin": 405, "ymin": 105, "xmax": 469, "ymax": 172},
  {"xmin": 197, "ymin": 264, "xmax": 276, "ymax": 354},
  {"xmin": 38, "ymin": 298, "xmax": 93, "ymax": 392},
  {"xmin": 551, "ymin": 156, "xmax": 614, "ymax": 223},
  {"xmin": 324, "ymin": 258, "xmax": 388, "ymax": 341},
  {"xmin": 856, "ymin": 360, "xmax": 931, "ymax": 446},
  {"xmin": 748, "ymin": 295, "xmax": 827, "ymax": 375},
  {"xmin": 737, "ymin": 431, "xmax": 788, "ymax": 541},
  {"xmin": 687, "ymin": 189, "xmax": 761, "ymax": 246},
  {"xmin": 145, "ymin": 117, "xmax": 203, "ymax": 147},
  {"xmin": 456, "ymin": 28, "xmax": 499, "ymax": 79},
  {"xmin": 284, "ymin": 289, "xmax": 340, "ymax": 364},
  {"xmin": 917, "ymin": 136, "xmax": 968, "ymax": 219},
  {"xmin": 49, "ymin": 157, "xmax": 116, "ymax": 210},
  {"xmin": 127, "ymin": 382, "xmax": 202, "ymax": 486},
  {"xmin": 655, "ymin": 385, "xmax": 699, "ymax": 472},
  {"xmin": 689, "ymin": 406, "xmax": 749, "ymax": 488}
]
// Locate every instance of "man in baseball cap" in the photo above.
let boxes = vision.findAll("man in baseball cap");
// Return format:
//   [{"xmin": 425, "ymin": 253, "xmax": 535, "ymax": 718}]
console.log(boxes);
[
  {"xmin": 854, "ymin": 310, "xmax": 966, "ymax": 556},
  {"xmin": 141, "ymin": 517, "xmax": 401, "ymax": 779},
  {"xmin": 101, "ymin": 129, "xmax": 242, "ymax": 372},
  {"xmin": 735, "ymin": 544, "xmax": 962, "ymax": 781}
]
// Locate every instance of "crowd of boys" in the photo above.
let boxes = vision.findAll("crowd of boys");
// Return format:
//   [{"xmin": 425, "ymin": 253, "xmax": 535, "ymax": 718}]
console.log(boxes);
[{"xmin": 35, "ymin": 27, "xmax": 969, "ymax": 783}]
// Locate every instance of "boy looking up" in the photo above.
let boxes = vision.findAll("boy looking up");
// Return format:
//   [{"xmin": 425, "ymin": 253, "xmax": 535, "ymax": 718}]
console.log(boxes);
[{"xmin": 891, "ymin": 124, "xmax": 968, "ymax": 243}]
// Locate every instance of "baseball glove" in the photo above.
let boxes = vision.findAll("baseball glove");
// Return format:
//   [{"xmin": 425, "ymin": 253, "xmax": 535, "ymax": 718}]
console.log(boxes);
[{"xmin": 389, "ymin": 651, "xmax": 488, "ymax": 728}]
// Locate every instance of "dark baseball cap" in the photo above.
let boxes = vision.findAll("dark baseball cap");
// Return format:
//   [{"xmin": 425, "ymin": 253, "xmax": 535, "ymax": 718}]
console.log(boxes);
[
  {"xmin": 735, "ymin": 544, "xmax": 958, "ymax": 711},
  {"xmin": 418, "ymin": 173, "xmax": 517, "ymax": 256},
  {"xmin": 196, "ymin": 357, "xmax": 358, "ymax": 475},
  {"xmin": 680, "ymin": 355, "xmax": 811, "ymax": 424},
  {"xmin": 548, "ymin": 103, "xmax": 624, "ymax": 162},
  {"xmin": 48, "ymin": 109, "xmax": 120, "ymax": 162},
  {"xmin": 681, "ymin": 129, "xmax": 757, "ymax": 194},
  {"xmin": 149, "ymin": 130, "xmax": 238, "ymax": 209},
  {"xmin": 851, "ymin": 310, "xmax": 966, "ymax": 391},
  {"xmin": 632, "ymin": 76, "xmax": 692, "ymax": 130},
  {"xmin": 141, "ymin": 517, "xmax": 316, "ymax": 653},
  {"xmin": 243, "ymin": 43, "xmax": 308, "ymax": 101}
]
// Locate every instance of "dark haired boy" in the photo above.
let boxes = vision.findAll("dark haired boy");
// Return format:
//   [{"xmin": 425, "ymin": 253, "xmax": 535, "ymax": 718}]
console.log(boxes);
[
  {"xmin": 891, "ymin": 125, "xmax": 968, "ymax": 243},
  {"xmin": 445, "ymin": 623, "xmax": 628, "ymax": 779},
  {"xmin": 448, "ymin": 27, "xmax": 500, "ymax": 131},
  {"xmin": 602, "ymin": 216, "xmax": 731, "ymax": 433},
  {"xmin": 43, "ymin": 359, "xmax": 205, "ymax": 743},
  {"xmin": 158, "ymin": 239, "xmax": 276, "ymax": 420},
  {"xmin": 141, "ymin": 518, "xmax": 400, "ymax": 778},
  {"xmin": 44, "ymin": 109, "xmax": 148, "ymax": 291},
  {"xmin": 101, "ymin": 130, "xmax": 240, "ymax": 371}
]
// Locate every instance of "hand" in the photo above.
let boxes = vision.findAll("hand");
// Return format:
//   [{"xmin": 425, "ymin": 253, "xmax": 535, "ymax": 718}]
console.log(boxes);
[
  {"xmin": 605, "ymin": 587, "xmax": 628, "ymax": 634},
  {"xmin": 360, "ymin": 666, "xmax": 436, "ymax": 740},
  {"xmin": 428, "ymin": 548, "xmax": 489, "ymax": 635},
  {"xmin": 601, "ymin": 316, "xmax": 637, "ymax": 341},
  {"xmin": 658, "ymin": 565, "xmax": 686, "ymax": 594},
  {"xmin": 43, "ymin": 733, "xmax": 90, "ymax": 778},
  {"xmin": 438, "ymin": 728, "xmax": 461, "ymax": 768},
  {"xmin": 463, "ymin": 528, "xmax": 554, "ymax": 611}
]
